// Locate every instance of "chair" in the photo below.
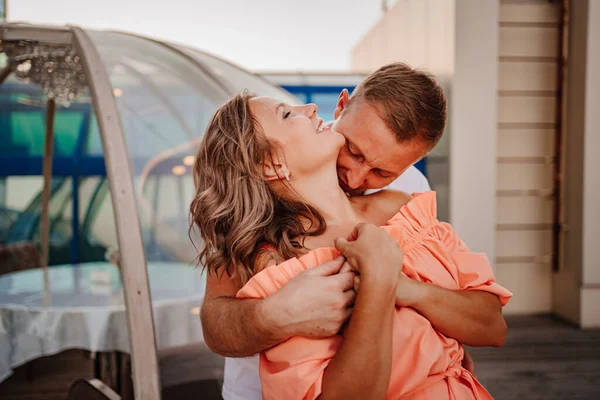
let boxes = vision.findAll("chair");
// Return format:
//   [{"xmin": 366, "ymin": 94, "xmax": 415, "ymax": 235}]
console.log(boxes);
[
  {"xmin": 68, "ymin": 378, "xmax": 122, "ymax": 400},
  {"xmin": 0, "ymin": 241, "xmax": 41, "ymax": 276}
]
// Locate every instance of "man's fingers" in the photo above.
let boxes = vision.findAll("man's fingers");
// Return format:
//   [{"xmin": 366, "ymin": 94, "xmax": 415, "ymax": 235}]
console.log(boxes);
[
  {"xmin": 328, "ymin": 271, "xmax": 356, "ymax": 291},
  {"xmin": 307, "ymin": 256, "xmax": 345, "ymax": 276},
  {"xmin": 342, "ymin": 306, "xmax": 353, "ymax": 323},
  {"xmin": 339, "ymin": 261, "xmax": 353, "ymax": 274},
  {"xmin": 462, "ymin": 351, "xmax": 476, "ymax": 375},
  {"xmin": 342, "ymin": 289, "xmax": 356, "ymax": 308},
  {"xmin": 353, "ymin": 276, "xmax": 360, "ymax": 292}
]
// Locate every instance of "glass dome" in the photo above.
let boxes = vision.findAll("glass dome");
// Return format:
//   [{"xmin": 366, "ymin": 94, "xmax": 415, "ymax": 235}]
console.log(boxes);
[
  {"xmin": 0, "ymin": 24, "xmax": 302, "ymax": 399},
  {"xmin": 0, "ymin": 28, "xmax": 299, "ymax": 268}
]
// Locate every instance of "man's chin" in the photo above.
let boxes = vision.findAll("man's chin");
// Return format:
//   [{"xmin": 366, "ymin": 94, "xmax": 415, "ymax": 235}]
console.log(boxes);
[{"xmin": 338, "ymin": 180, "xmax": 364, "ymax": 196}]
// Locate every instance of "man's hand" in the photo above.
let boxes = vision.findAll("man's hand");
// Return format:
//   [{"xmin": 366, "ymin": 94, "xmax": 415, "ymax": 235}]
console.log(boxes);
[
  {"xmin": 263, "ymin": 256, "xmax": 357, "ymax": 338},
  {"xmin": 201, "ymin": 256, "xmax": 357, "ymax": 357},
  {"xmin": 462, "ymin": 350, "xmax": 476, "ymax": 375}
]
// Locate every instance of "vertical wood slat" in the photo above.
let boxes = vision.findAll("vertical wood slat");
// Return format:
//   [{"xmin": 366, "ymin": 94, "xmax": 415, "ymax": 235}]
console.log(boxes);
[
  {"xmin": 499, "ymin": 26, "xmax": 560, "ymax": 58},
  {"xmin": 499, "ymin": 1, "xmax": 562, "ymax": 24},
  {"xmin": 495, "ymin": 0, "xmax": 563, "ymax": 315}
]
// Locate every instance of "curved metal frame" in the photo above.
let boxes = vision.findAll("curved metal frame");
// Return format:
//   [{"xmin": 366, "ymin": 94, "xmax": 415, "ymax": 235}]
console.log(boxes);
[{"xmin": 70, "ymin": 26, "xmax": 161, "ymax": 399}]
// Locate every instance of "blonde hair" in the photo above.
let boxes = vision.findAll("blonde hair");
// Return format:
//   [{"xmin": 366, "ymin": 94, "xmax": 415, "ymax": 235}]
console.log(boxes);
[{"xmin": 189, "ymin": 92, "xmax": 325, "ymax": 283}]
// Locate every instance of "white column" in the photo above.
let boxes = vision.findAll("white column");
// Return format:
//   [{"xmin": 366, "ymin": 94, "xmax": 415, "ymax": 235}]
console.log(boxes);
[
  {"xmin": 581, "ymin": 0, "xmax": 600, "ymax": 327},
  {"xmin": 449, "ymin": 0, "xmax": 499, "ymax": 260}
]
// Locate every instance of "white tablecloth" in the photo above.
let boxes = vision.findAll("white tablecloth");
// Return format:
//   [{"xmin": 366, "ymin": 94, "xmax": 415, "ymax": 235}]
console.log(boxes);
[{"xmin": 0, "ymin": 262, "xmax": 206, "ymax": 382}]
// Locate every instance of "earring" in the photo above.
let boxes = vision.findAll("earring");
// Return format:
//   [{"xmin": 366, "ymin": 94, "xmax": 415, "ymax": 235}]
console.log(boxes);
[{"xmin": 284, "ymin": 170, "xmax": 290, "ymax": 181}]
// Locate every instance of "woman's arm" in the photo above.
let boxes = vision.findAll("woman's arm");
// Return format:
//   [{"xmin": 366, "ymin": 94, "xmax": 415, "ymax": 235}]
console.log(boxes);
[
  {"xmin": 318, "ymin": 223, "xmax": 402, "ymax": 400},
  {"xmin": 319, "ymin": 273, "xmax": 396, "ymax": 400}
]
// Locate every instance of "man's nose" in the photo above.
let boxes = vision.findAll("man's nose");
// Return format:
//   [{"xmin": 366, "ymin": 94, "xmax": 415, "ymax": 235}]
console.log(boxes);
[{"xmin": 346, "ymin": 168, "xmax": 368, "ymax": 189}]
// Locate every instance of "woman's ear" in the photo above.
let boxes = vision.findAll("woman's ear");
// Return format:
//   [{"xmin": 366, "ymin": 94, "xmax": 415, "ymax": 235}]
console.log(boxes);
[{"xmin": 263, "ymin": 162, "xmax": 290, "ymax": 182}]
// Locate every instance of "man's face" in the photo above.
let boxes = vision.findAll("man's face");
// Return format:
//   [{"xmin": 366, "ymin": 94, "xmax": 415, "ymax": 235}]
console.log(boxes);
[{"xmin": 331, "ymin": 94, "xmax": 426, "ymax": 196}]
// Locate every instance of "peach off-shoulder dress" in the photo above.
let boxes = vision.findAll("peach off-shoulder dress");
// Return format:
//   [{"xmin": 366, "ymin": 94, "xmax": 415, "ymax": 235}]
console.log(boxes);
[{"xmin": 237, "ymin": 192, "xmax": 512, "ymax": 400}]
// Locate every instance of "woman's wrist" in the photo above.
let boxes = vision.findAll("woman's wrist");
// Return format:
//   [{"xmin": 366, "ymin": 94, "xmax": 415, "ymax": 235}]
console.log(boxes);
[
  {"xmin": 359, "ymin": 273, "xmax": 398, "ymax": 300},
  {"xmin": 360, "ymin": 263, "xmax": 401, "ymax": 289}
]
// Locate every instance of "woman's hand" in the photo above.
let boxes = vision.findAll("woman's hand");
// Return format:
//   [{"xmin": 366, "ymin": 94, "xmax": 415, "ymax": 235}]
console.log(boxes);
[
  {"xmin": 320, "ymin": 223, "xmax": 399, "ymax": 400},
  {"xmin": 334, "ymin": 223, "xmax": 403, "ymax": 286}
]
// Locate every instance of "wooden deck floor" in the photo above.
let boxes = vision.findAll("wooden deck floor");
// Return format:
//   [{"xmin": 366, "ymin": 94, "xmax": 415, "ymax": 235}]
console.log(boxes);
[
  {"xmin": 1, "ymin": 314, "xmax": 598, "ymax": 399},
  {"xmin": 468, "ymin": 314, "xmax": 600, "ymax": 400}
]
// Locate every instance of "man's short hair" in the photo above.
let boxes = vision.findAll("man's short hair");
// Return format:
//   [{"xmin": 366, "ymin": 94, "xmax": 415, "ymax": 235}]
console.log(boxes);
[{"xmin": 349, "ymin": 62, "xmax": 447, "ymax": 151}]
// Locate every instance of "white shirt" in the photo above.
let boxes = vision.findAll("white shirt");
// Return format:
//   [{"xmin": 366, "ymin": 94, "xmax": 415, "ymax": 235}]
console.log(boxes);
[{"xmin": 221, "ymin": 165, "xmax": 431, "ymax": 400}]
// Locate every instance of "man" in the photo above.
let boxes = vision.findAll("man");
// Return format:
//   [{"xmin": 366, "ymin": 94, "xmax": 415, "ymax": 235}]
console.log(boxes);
[{"xmin": 202, "ymin": 63, "xmax": 506, "ymax": 400}]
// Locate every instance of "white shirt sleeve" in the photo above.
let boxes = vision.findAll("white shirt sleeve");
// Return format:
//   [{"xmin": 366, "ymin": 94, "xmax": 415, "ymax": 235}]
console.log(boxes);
[
  {"xmin": 386, "ymin": 165, "xmax": 431, "ymax": 193},
  {"xmin": 364, "ymin": 165, "xmax": 431, "ymax": 195}
]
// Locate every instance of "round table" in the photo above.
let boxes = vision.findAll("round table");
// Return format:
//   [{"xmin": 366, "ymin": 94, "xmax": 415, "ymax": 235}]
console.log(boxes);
[{"xmin": 0, "ymin": 262, "xmax": 206, "ymax": 382}]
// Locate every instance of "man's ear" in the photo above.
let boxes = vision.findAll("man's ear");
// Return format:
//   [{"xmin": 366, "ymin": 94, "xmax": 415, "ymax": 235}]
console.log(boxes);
[
  {"xmin": 262, "ymin": 161, "xmax": 290, "ymax": 182},
  {"xmin": 333, "ymin": 89, "xmax": 350, "ymax": 120}
]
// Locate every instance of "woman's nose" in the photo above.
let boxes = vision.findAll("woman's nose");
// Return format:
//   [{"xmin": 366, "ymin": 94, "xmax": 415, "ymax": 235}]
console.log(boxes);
[{"xmin": 302, "ymin": 103, "xmax": 318, "ymax": 118}]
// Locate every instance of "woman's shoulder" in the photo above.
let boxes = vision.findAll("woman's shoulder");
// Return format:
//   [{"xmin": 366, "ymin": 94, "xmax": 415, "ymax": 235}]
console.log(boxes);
[
  {"xmin": 369, "ymin": 189, "xmax": 414, "ymax": 206},
  {"xmin": 352, "ymin": 189, "xmax": 414, "ymax": 224},
  {"xmin": 253, "ymin": 246, "xmax": 284, "ymax": 274}
]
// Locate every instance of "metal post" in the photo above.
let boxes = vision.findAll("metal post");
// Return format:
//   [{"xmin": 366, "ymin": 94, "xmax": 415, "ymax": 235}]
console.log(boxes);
[
  {"xmin": 71, "ymin": 26, "xmax": 161, "ymax": 399},
  {"xmin": 40, "ymin": 98, "xmax": 56, "ymax": 305}
]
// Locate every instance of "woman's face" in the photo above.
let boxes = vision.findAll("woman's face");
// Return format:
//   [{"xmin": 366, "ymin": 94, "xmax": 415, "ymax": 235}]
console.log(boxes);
[{"xmin": 249, "ymin": 96, "xmax": 344, "ymax": 179}]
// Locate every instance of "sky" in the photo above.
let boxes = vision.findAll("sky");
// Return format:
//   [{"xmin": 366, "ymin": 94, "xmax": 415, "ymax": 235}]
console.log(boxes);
[{"xmin": 8, "ymin": 0, "xmax": 384, "ymax": 71}]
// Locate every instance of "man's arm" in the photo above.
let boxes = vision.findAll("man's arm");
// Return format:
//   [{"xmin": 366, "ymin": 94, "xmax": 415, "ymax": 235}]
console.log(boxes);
[
  {"xmin": 358, "ymin": 189, "xmax": 507, "ymax": 348},
  {"xmin": 201, "ymin": 257, "xmax": 356, "ymax": 358},
  {"xmin": 201, "ymin": 271, "xmax": 283, "ymax": 357},
  {"xmin": 397, "ymin": 279, "xmax": 507, "ymax": 347}
]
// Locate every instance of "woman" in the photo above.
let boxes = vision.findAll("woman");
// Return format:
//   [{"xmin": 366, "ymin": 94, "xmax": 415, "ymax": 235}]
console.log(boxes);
[{"xmin": 190, "ymin": 93, "xmax": 511, "ymax": 400}]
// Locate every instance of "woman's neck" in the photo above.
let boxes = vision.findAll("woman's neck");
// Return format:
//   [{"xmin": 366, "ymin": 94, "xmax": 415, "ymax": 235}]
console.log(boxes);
[{"xmin": 289, "ymin": 164, "xmax": 362, "ymax": 229}]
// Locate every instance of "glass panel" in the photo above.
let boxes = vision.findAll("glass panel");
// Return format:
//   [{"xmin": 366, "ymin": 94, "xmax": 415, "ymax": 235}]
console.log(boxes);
[
  {"xmin": 0, "ymin": 42, "xmax": 123, "ymax": 396},
  {"xmin": 1, "ymin": 176, "xmax": 44, "ymax": 244},
  {"xmin": 88, "ymin": 32, "xmax": 227, "ymax": 172},
  {"xmin": 88, "ymin": 31, "xmax": 211, "ymax": 376},
  {"xmin": 311, "ymin": 92, "xmax": 340, "ymax": 122},
  {"xmin": 290, "ymin": 91, "xmax": 308, "ymax": 104},
  {"xmin": 177, "ymin": 46, "xmax": 301, "ymax": 105},
  {"xmin": 0, "ymin": 76, "xmax": 91, "ymax": 158},
  {"xmin": 88, "ymin": 31, "xmax": 223, "ymax": 261}
]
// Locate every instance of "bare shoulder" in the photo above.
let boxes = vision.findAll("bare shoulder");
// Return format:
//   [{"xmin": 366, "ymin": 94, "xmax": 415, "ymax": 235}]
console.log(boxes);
[
  {"xmin": 370, "ymin": 189, "xmax": 413, "ymax": 212},
  {"xmin": 352, "ymin": 189, "xmax": 413, "ymax": 224},
  {"xmin": 253, "ymin": 248, "xmax": 283, "ymax": 274}
]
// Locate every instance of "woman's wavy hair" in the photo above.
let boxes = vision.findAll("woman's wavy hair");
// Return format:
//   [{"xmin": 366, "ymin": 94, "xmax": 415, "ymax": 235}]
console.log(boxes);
[{"xmin": 189, "ymin": 92, "xmax": 326, "ymax": 283}]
